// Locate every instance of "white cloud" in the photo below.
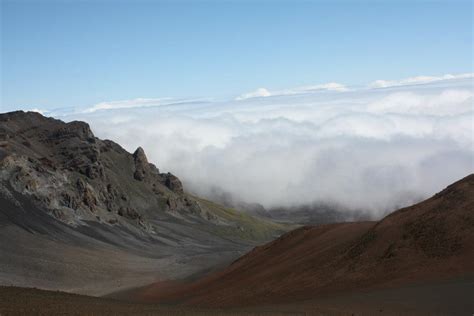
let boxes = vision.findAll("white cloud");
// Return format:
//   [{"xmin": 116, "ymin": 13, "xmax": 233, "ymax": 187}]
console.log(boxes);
[
  {"xmin": 369, "ymin": 73, "xmax": 473, "ymax": 89},
  {"xmin": 285, "ymin": 82, "xmax": 348, "ymax": 93},
  {"xmin": 63, "ymin": 74, "xmax": 474, "ymax": 217},
  {"xmin": 367, "ymin": 89, "xmax": 473, "ymax": 115},
  {"xmin": 83, "ymin": 97, "xmax": 172, "ymax": 113},
  {"xmin": 236, "ymin": 82, "xmax": 347, "ymax": 100},
  {"xmin": 82, "ymin": 97, "xmax": 210, "ymax": 113},
  {"xmin": 236, "ymin": 88, "xmax": 271, "ymax": 100}
]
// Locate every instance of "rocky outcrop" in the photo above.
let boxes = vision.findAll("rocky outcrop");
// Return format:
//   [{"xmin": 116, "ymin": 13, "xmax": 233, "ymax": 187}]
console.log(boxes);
[
  {"xmin": 132, "ymin": 146, "xmax": 183, "ymax": 194},
  {"xmin": 164, "ymin": 173, "xmax": 184, "ymax": 194},
  {"xmin": 133, "ymin": 147, "xmax": 153, "ymax": 181}
]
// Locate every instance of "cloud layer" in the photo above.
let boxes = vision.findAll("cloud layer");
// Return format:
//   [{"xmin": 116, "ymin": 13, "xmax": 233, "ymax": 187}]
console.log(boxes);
[
  {"xmin": 236, "ymin": 82, "xmax": 347, "ymax": 100},
  {"xmin": 83, "ymin": 97, "xmax": 210, "ymax": 113},
  {"xmin": 368, "ymin": 73, "xmax": 473, "ymax": 89},
  {"xmin": 63, "ymin": 74, "xmax": 474, "ymax": 217}
]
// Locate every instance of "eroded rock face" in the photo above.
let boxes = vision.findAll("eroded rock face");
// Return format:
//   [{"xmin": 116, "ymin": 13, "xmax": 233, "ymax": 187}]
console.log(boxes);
[{"xmin": 0, "ymin": 111, "xmax": 203, "ymax": 231}]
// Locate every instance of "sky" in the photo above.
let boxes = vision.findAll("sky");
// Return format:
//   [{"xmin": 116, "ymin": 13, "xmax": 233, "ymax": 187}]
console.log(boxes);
[
  {"xmin": 1, "ymin": 0, "xmax": 473, "ymax": 216},
  {"xmin": 1, "ymin": 0, "xmax": 473, "ymax": 112}
]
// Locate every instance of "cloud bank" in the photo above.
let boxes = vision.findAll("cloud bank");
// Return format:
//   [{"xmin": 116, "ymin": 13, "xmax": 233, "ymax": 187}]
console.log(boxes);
[
  {"xmin": 83, "ymin": 97, "xmax": 210, "ymax": 113},
  {"xmin": 368, "ymin": 73, "xmax": 473, "ymax": 89},
  {"xmin": 63, "ymin": 74, "xmax": 474, "ymax": 217}
]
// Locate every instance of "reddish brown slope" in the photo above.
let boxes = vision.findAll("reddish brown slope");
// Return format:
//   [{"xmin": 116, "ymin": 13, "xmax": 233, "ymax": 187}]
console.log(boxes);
[{"xmin": 136, "ymin": 174, "xmax": 474, "ymax": 307}]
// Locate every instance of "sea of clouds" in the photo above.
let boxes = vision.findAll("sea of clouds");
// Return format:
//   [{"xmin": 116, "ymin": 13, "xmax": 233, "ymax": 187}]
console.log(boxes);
[{"xmin": 57, "ymin": 74, "xmax": 474, "ymax": 217}]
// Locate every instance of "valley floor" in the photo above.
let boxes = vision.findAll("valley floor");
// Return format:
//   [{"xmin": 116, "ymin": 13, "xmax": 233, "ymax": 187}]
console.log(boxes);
[{"xmin": 1, "ymin": 277, "xmax": 472, "ymax": 315}]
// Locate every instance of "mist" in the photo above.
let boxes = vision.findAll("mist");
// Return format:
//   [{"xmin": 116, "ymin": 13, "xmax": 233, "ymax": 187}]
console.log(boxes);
[{"xmin": 60, "ymin": 75, "xmax": 474, "ymax": 217}]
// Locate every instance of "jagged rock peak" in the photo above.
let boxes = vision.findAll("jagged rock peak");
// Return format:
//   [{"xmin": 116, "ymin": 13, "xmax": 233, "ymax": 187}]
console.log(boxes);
[
  {"xmin": 133, "ymin": 147, "xmax": 148, "ymax": 164},
  {"xmin": 133, "ymin": 146, "xmax": 154, "ymax": 181}
]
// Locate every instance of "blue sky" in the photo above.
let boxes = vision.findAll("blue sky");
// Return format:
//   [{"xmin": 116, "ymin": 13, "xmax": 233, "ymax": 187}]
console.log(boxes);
[{"xmin": 1, "ymin": 0, "xmax": 473, "ymax": 112}]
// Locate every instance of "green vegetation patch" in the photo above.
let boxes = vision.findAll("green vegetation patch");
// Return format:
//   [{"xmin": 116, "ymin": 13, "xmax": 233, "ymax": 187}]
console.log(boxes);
[{"xmin": 194, "ymin": 197, "xmax": 290, "ymax": 242}]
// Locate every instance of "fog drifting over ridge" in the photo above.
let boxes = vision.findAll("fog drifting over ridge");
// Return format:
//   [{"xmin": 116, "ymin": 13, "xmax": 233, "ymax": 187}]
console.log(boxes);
[{"xmin": 60, "ymin": 75, "xmax": 473, "ymax": 217}]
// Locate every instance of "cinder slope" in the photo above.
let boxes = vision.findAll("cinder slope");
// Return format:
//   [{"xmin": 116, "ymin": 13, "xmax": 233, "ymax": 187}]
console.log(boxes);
[{"xmin": 142, "ymin": 175, "xmax": 474, "ymax": 307}]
